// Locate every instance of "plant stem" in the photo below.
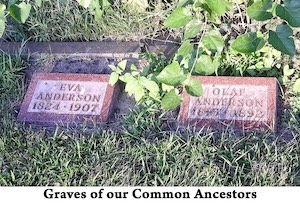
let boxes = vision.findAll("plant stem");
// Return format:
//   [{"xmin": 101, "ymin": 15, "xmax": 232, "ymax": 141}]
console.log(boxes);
[
  {"xmin": 235, "ymin": 0, "xmax": 246, "ymax": 30},
  {"xmin": 189, "ymin": 13, "xmax": 207, "ymax": 76}
]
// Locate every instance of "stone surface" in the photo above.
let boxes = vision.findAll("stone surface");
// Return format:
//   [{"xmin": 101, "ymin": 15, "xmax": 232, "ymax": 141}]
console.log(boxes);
[
  {"xmin": 0, "ymin": 42, "xmax": 140, "ymax": 58},
  {"xmin": 18, "ymin": 73, "xmax": 118, "ymax": 124},
  {"xmin": 178, "ymin": 76, "xmax": 278, "ymax": 131},
  {"xmin": 0, "ymin": 41, "xmax": 178, "ymax": 59}
]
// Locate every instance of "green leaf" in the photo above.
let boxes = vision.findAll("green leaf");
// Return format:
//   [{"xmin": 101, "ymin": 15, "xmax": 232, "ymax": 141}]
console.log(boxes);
[
  {"xmin": 201, "ymin": 3, "xmax": 221, "ymax": 24},
  {"xmin": 119, "ymin": 73, "xmax": 133, "ymax": 83},
  {"xmin": 117, "ymin": 60, "xmax": 127, "ymax": 71},
  {"xmin": 231, "ymin": 32, "xmax": 265, "ymax": 54},
  {"xmin": 179, "ymin": 48, "xmax": 197, "ymax": 69},
  {"xmin": 246, "ymin": 66, "xmax": 257, "ymax": 76},
  {"xmin": 276, "ymin": 0, "xmax": 300, "ymax": 27},
  {"xmin": 125, "ymin": 78, "xmax": 138, "ymax": 96},
  {"xmin": 268, "ymin": 24, "xmax": 296, "ymax": 56},
  {"xmin": 131, "ymin": 71, "xmax": 139, "ymax": 76},
  {"xmin": 202, "ymin": 30, "xmax": 224, "ymax": 52},
  {"xmin": 177, "ymin": 40, "xmax": 193, "ymax": 57},
  {"xmin": 130, "ymin": 64, "xmax": 137, "ymax": 71},
  {"xmin": 76, "ymin": 0, "xmax": 92, "ymax": 8},
  {"xmin": 293, "ymin": 79, "xmax": 300, "ymax": 93},
  {"xmin": 184, "ymin": 19, "xmax": 202, "ymax": 39},
  {"xmin": 35, "ymin": 0, "xmax": 43, "ymax": 7},
  {"xmin": 206, "ymin": 0, "xmax": 232, "ymax": 16},
  {"xmin": 139, "ymin": 77, "xmax": 160, "ymax": 96},
  {"xmin": 164, "ymin": 7, "xmax": 192, "ymax": 28},
  {"xmin": 108, "ymin": 72, "xmax": 119, "ymax": 85},
  {"xmin": 161, "ymin": 89, "xmax": 182, "ymax": 110},
  {"xmin": 247, "ymin": 0, "xmax": 273, "ymax": 21},
  {"xmin": 108, "ymin": 64, "xmax": 116, "ymax": 71},
  {"xmin": 0, "ymin": 4, "xmax": 6, "ymax": 12},
  {"xmin": 0, "ymin": 19, "xmax": 5, "ymax": 37},
  {"xmin": 134, "ymin": 84, "xmax": 145, "ymax": 101},
  {"xmin": 162, "ymin": 83, "xmax": 173, "ymax": 92},
  {"xmin": 194, "ymin": 55, "xmax": 216, "ymax": 75},
  {"xmin": 263, "ymin": 56, "xmax": 274, "ymax": 67},
  {"xmin": 124, "ymin": 77, "xmax": 145, "ymax": 101},
  {"xmin": 100, "ymin": 0, "xmax": 111, "ymax": 8},
  {"xmin": 185, "ymin": 79, "xmax": 203, "ymax": 97},
  {"xmin": 122, "ymin": 0, "xmax": 148, "ymax": 12},
  {"xmin": 177, "ymin": 0, "xmax": 194, "ymax": 7},
  {"xmin": 157, "ymin": 62, "xmax": 186, "ymax": 86},
  {"xmin": 9, "ymin": 2, "xmax": 32, "ymax": 23},
  {"xmin": 114, "ymin": 67, "xmax": 123, "ymax": 74},
  {"xmin": 283, "ymin": 65, "xmax": 294, "ymax": 76},
  {"xmin": 88, "ymin": 0, "xmax": 103, "ymax": 19},
  {"xmin": 8, "ymin": 0, "xmax": 17, "ymax": 8}
]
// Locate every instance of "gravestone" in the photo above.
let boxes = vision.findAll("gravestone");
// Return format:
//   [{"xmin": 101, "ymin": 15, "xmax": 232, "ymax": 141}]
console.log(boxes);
[
  {"xmin": 178, "ymin": 76, "xmax": 278, "ymax": 131},
  {"xmin": 18, "ymin": 73, "xmax": 119, "ymax": 124}
]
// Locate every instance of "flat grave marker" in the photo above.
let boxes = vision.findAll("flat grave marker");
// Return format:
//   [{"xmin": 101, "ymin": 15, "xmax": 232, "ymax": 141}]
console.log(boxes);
[
  {"xmin": 18, "ymin": 73, "xmax": 118, "ymax": 124},
  {"xmin": 178, "ymin": 76, "xmax": 278, "ymax": 131}
]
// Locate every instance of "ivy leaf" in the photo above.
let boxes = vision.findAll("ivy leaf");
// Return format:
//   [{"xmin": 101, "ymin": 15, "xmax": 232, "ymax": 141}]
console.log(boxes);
[
  {"xmin": 162, "ymin": 83, "xmax": 173, "ymax": 92},
  {"xmin": 157, "ymin": 62, "xmax": 186, "ymax": 86},
  {"xmin": 119, "ymin": 73, "xmax": 133, "ymax": 83},
  {"xmin": 184, "ymin": 19, "xmax": 202, "ymax": 39},
  {"xmin": 117, "ymin": 60, "xmax": 127, "ymax": 71},
  {"xmin": 293, "ymin": 79, "xmax": 300, "ymax": 93},
  {"xmin": 161, "ymin": 89, "xmax": 182, "ymax": 110},
  {"xmin": 134, "ymin": 84, "xmax": 145, "ymax": 101},
  {"xmin": 202, "ymin": 30, "xmax": 224, "ymax": 52},
  {"xmin": 130, "ymin": 64, "xmax": 137, "ymax": 71},
  {"xmin": 9, "ymin": 2, "xmax": 32, "ymax": 23},
  {"xmin": 268, "ymin": 24, "xmax": 296, "ymax": 56},
  {"xmin": 206, "ymin": 0, "xmax": 232, "ymax": 16},
  {"xmin": 138, "ymin": 77, "xmax": 160, "ymax": 97},
  {"xmin": 125, "ymin": 77, "xmax": 138, "ymax": 96},
  {"xmin": 164, "ymin": 7, "xmax": 192, "ymax": 28},
  {"xmin": 201, "ymin": 3, "xmax": 221, "ymax": 24},
  {"xmin": 247, "ymin": 0, "xmax": 273, "ymax": 21},
  {"xmin": 283, "ymin": 65, "xmax": 295, "ymax": 76},
  {"xmin": 185, "ymin": 79, "xmax": 203, "ymax": 97},
  {"xmin": 231, "ymin": 32, "xmax": 265, "ymax": 54},
  {"xmin": 108, "ymin": 72, "xmax": 119, "ymax": 85},
  {"xmin": 125, "ymin": 78, "xmax": 145, "ymax": 101},
  {"xmin": 276, "ymin": 0, "xmax": 300, "ymax": 27},
  {"xmin": 194, "ymin": 55, "xmax": 216, "ymax": 75},
  {"xmin": 177, "ymin": 40, "xmax": 193, "ymax": 58}
]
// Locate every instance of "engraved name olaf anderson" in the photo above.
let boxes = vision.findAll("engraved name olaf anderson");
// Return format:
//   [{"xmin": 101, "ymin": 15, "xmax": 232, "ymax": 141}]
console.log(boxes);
[{"xmin": 188, "ymin": 84, "xmax": 268, "ymax": 121}]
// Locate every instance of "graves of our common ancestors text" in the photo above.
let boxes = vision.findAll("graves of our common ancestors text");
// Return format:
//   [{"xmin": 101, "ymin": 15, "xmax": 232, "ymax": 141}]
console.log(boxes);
[
  {"xmin": 178, "ymin": 76, "xmax": 278, "ymax": 132},
  {"xmin": 18, "ymin": 73, "xmax": 119, "ymax": 124}
]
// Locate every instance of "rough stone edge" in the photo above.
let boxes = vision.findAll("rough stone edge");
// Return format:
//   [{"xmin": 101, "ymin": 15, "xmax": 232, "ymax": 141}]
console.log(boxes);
[{"xmin": 0, "ymin": 41, "xmax": 178, "ymax": 59}]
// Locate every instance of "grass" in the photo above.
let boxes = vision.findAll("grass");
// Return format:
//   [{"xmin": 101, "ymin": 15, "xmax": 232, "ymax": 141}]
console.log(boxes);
[
  {"xmin": 0, "ymin": 51, "xmax": 300, "ymax": 186},
  {"xmin": 3, "ymin": 0, "xmax": 176, "ymax": 42},
  {"xmin": 1, "ymin": 0, "xmax": 300, "ymax": 186}
]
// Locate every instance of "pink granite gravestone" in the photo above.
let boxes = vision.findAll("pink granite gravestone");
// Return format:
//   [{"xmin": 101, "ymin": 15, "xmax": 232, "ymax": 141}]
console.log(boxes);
[
  {"xmin": 178, "ymin": 76, "xmax": 278, "ymax": 131},
  {"xmin": 18, "ymin": 73, "xmax": 118, "ymax": 124}
]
